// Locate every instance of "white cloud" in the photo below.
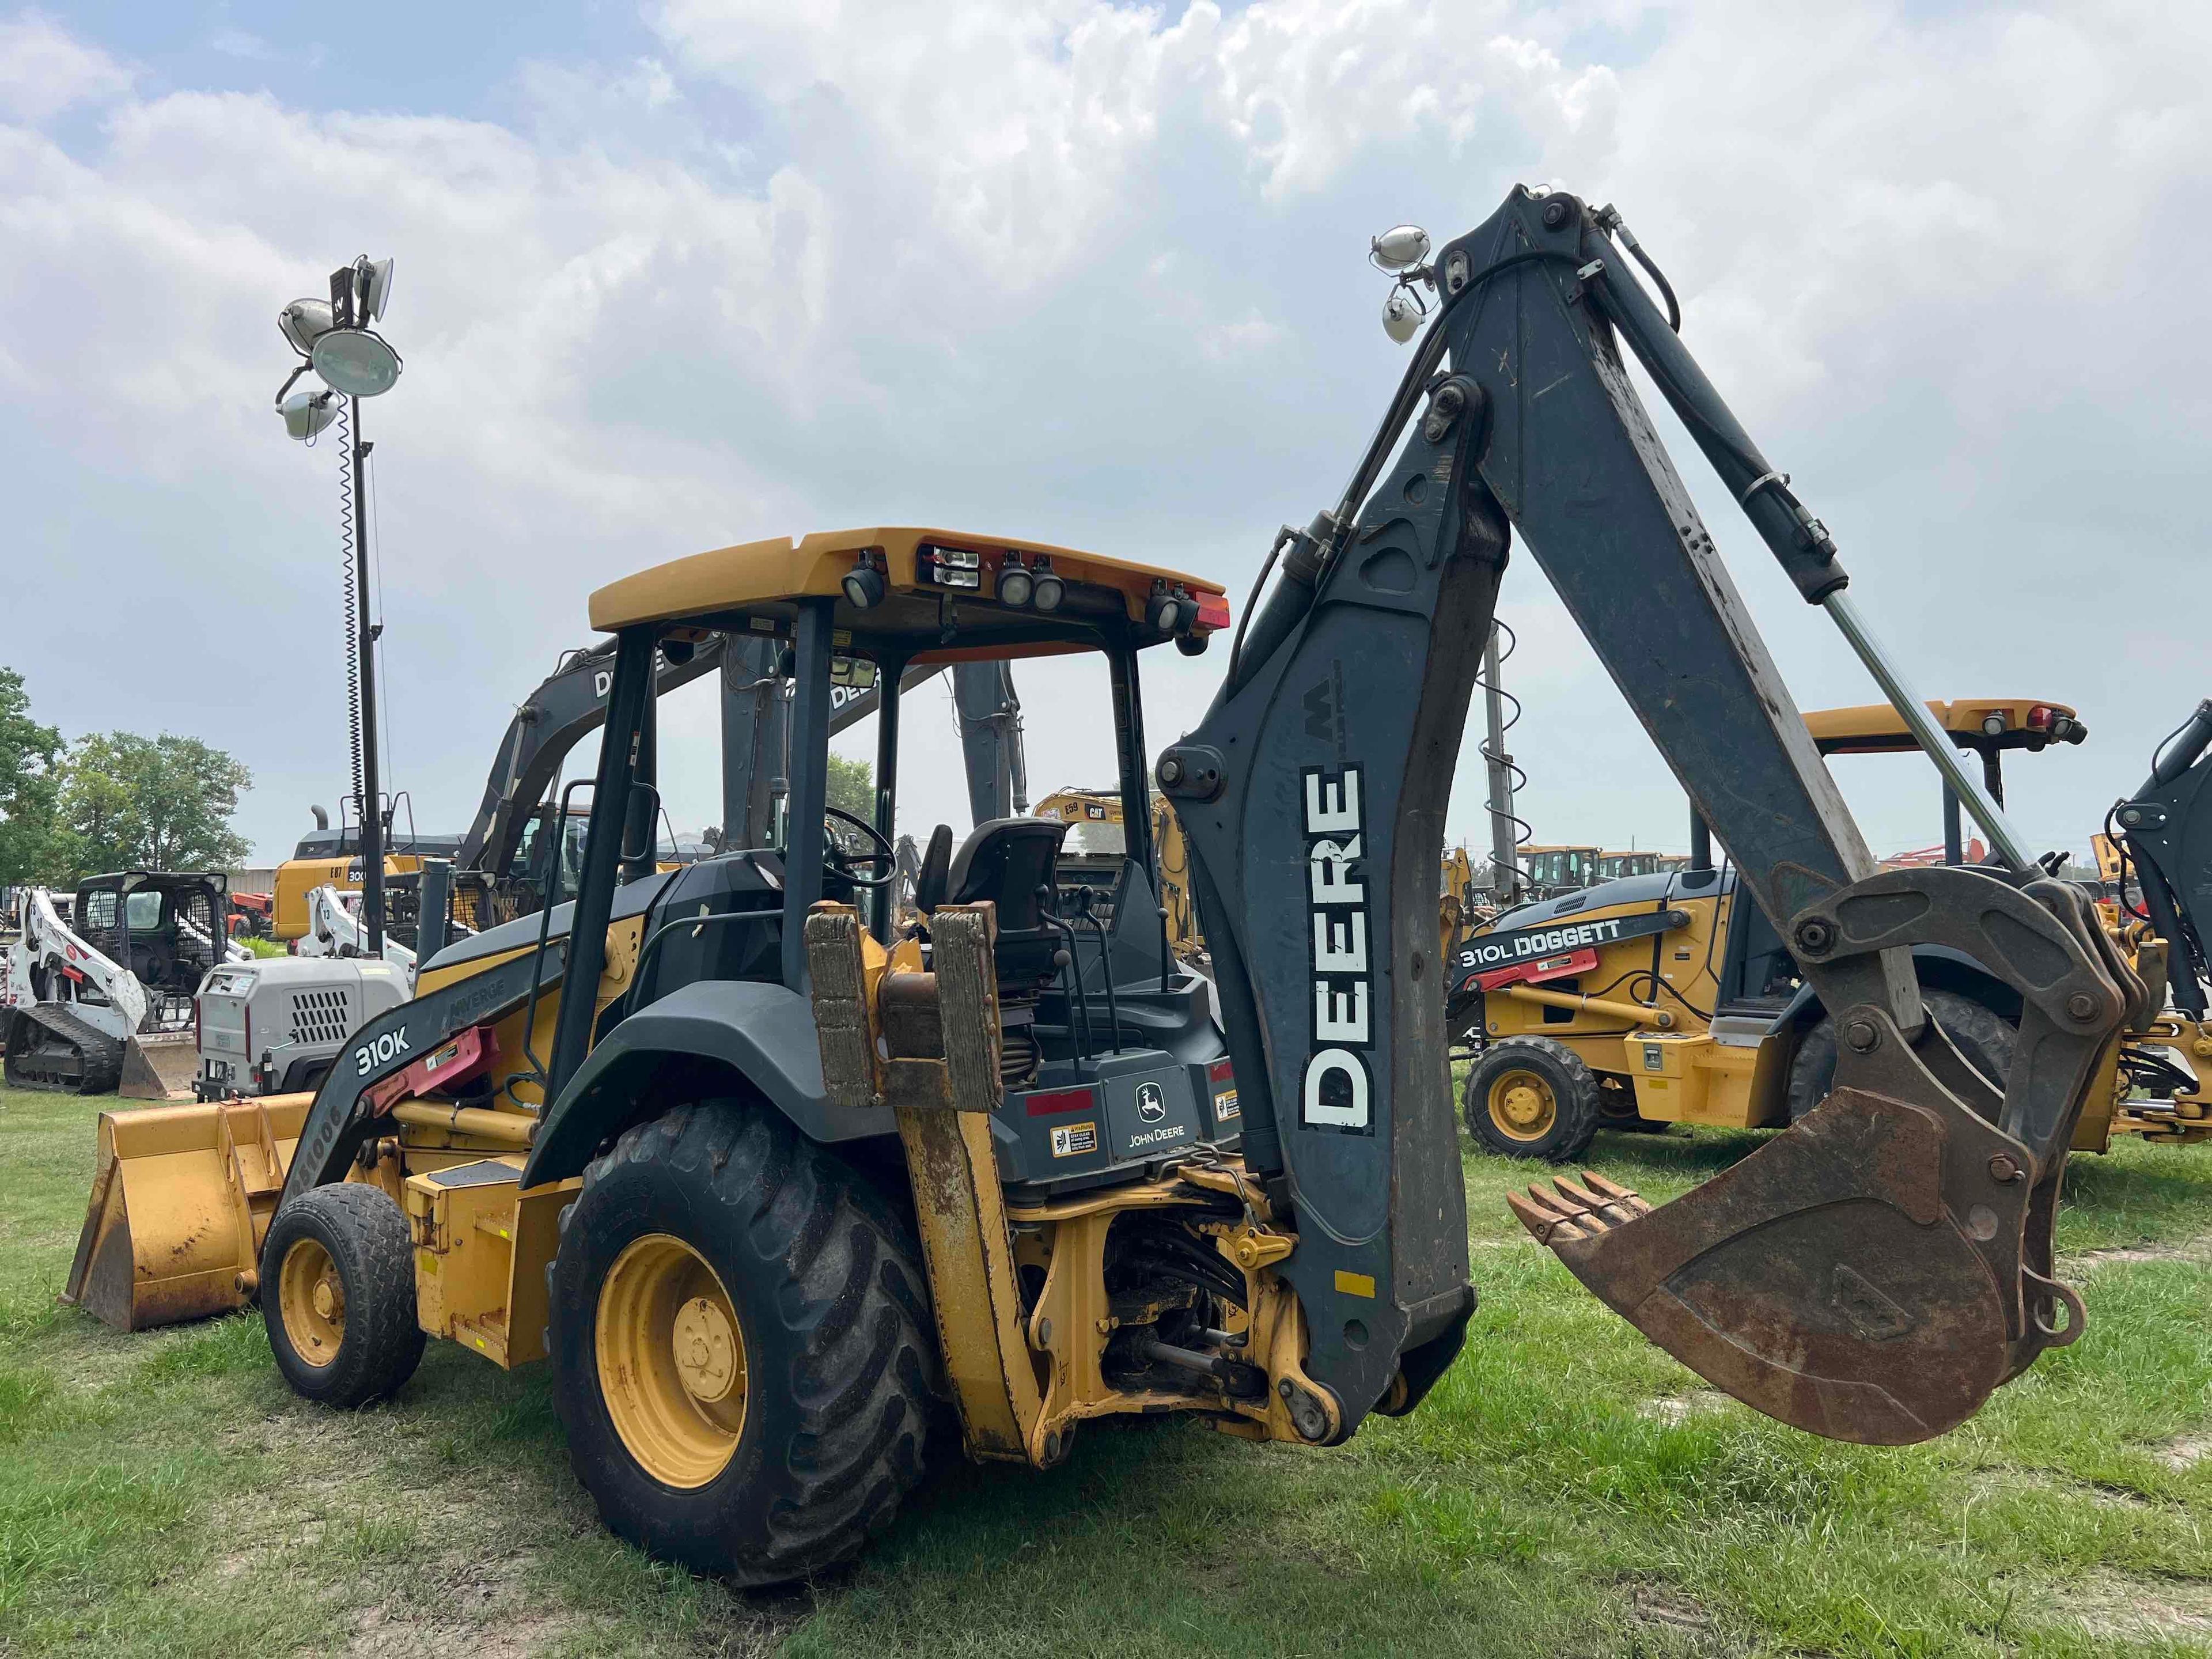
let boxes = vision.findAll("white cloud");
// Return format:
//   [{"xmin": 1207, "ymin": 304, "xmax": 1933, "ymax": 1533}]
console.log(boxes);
[
  {"xmin": 0, "ymin": 12, "xmax": 131, "ymax": 123},
  {"xmin": 209, "ymin": 28, "xmax": 274, "ymax": 61},
  {"xmin": 0, "ymin": 2, "xmax": 2205, "ymax": 870}
]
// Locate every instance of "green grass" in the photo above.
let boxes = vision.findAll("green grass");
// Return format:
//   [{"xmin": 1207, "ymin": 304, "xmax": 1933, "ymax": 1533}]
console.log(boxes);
[{"xmin": 5, "ymin": 1084, "xmax": 2212, "ymax": 1656}]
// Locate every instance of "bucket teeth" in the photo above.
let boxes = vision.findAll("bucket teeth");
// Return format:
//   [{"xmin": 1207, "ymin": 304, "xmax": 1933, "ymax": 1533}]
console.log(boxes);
[{"xmin": 1508, "ymin": 1172, "xmax": 1649, "ymax": 1246}]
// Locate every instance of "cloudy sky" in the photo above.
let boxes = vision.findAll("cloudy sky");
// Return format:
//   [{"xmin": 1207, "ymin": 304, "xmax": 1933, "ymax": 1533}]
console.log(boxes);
[{"xmin": 3, "ymin": 1, "xmax": 2204, "ymax": 873}]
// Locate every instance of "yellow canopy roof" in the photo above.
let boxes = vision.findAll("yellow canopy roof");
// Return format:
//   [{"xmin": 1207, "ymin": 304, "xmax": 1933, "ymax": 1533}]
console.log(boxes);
[
  {"xmin": 1805, "ymin": 698, "xmax": 2079, "ymax": 756},
  {"xmin": 589, "ymin": 527, "xmax": 1229, "ymax": 662}
]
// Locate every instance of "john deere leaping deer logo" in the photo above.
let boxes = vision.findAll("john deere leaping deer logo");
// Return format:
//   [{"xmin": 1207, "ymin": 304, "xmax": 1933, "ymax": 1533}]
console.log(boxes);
[{"xmin": 1136, "ymin": 1082, "xmax": 1166, "ymax": 1123}]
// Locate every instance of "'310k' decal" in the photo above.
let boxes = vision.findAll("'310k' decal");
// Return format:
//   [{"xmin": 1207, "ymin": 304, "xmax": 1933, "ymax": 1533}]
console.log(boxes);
[{"xmin": 354, "ymin": 1027, "xmax": 412, "ymax": 1076}]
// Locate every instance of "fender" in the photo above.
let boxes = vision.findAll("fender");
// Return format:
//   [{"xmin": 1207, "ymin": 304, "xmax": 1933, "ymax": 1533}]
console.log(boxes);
[{"xmin": 520, "ymin": 978, "xmax": 894, "ymax": 1187}]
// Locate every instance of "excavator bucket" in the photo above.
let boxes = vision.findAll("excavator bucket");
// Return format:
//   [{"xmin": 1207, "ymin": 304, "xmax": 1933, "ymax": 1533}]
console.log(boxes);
[
  {"xmin": 1511, "ymin": 871, "xmax": 2131, "ymax": 1445},
  {"xmin": 62, "ymin": 1096, "xmax": 308, "ymax": 1331},
  {"xmin": 1510, "ymin": 1103, "xmax": 2016, "ymax": 1445},
  {"xmin": 118, "ymin": 1033, "xmax": 200, "ymax": 1101}
]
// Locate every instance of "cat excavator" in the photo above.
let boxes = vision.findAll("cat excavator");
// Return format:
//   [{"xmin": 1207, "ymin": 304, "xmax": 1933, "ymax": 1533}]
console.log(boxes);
[{"xmin": 65, "ymin": 187, "xmax": 2132, "ymax": 1584}]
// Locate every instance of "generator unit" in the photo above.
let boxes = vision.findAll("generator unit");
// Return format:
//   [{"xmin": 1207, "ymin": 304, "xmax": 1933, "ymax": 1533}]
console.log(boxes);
[{"xmin": 193, "ymin": 956, "xmax": 408, "ymax": 1100}]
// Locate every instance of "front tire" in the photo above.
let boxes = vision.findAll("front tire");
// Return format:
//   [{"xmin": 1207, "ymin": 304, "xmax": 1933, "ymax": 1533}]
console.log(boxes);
[
  {"xmin": 548, "ymin": 1101, "xmax": 937, "ymax": 1585},
  {"xmin": 263, "ymin": 1183, "xmax": 426, "ymax": 1407},
  {"xmin": 1463, "ymin": 1036, "xmax": 1603, "ymax": 1161}
]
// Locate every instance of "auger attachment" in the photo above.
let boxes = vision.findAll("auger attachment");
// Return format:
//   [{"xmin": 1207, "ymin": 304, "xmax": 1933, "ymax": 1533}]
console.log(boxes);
[{"xmin": 1513, "ymin": 866, "xmax": 2135, "ymax": 1445}]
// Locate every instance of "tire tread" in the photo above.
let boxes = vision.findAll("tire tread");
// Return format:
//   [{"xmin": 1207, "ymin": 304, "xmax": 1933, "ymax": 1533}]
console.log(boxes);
[
  {"xmin": 552, "ymin": 1101, "xmax": 937, "ymax": 1584},
  {"xmin": 1463, "ymin": 1035, "xmax": 1603, "ymax": 1161},
  {"xmin": 263, "ymin": 1182, "xmax": 425, "ymax": 1408}
]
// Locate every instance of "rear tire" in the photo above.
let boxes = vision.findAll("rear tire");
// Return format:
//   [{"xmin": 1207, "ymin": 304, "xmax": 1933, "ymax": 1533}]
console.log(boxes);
[
  {"xmin": 263, "ymin": 1184, "xmax": 426, "ymax": 1407},
  {"xmin": 548, "ymin": 1101, "xmax": 937, "ymax": 1585},
  {"xmin": 1787, "ymin": 988, "xmax": 2018, "ymax": 1123},
  {"xmin": 1463, "ymin": 1036, "xmax": 1603, "ymax": 1162}
]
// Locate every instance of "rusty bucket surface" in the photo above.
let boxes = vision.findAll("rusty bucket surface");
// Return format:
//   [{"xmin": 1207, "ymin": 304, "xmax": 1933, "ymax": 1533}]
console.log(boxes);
[
  {"xmin": 1512, "ymin": 1087, "xmax": 2050, "ymax": 1446},
  {"xmin": 63, "ymin": 1096, "xmax": 309, "ymax": 1331}
]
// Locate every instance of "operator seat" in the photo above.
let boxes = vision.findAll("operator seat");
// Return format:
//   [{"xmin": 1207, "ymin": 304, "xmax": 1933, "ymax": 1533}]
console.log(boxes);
[{"xmin": 932, "ymin": 817, "xmax": 1071, "ymax": 987}]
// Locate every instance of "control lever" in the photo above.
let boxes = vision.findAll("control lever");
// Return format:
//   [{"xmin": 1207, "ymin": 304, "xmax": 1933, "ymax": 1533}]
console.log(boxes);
[{"xmin": 1072, "ymin": 885, "xmax": 1122, "ymax": 1054}]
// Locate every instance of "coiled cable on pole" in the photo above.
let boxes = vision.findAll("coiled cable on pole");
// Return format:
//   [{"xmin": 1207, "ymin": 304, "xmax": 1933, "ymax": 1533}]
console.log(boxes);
[
  {"xmin": 337, "ymin": 397, "xmax": 365, "ymax": 812},
  {"xmin": 1478, "ymin": 618, "xmax": 1532, "ymax": 869}
]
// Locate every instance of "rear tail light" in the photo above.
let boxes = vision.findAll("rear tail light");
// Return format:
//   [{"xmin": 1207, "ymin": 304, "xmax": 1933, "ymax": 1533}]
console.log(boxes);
[{"xmin": 2027, "ymin": 704, "xmax": 2054, "ymax": 730}]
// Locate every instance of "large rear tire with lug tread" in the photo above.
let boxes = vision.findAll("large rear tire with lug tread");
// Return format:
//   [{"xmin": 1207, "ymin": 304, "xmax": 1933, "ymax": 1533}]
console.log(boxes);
[
  {"xmin": 263, "ymin": 1183, "xmax": 426, "ymax": 1407},
  {"xmin": 1463, "ymin": 1036, "xmax": 1603, "ymax": 1162},
  {"xmin": 1786, "ymin": 987, "xmax": 2018, "ymax": 1124},
  {"xmin": 547, "ymin": 1100, "xmax": 938, "ymax": 1585}
]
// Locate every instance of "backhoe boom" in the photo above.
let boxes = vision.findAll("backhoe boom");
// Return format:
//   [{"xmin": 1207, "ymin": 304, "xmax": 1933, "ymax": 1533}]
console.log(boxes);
[{"xmin": 1164, "ymin": 185, "xmax": 2132, "ymax": 1446}]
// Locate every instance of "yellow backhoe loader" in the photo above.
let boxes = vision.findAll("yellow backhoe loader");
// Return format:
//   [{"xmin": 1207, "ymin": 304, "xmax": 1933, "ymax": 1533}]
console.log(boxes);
[
  {"xmin": 1517, "ymin": 843, "xmax": 1602, "ymax": 899},
  {"xmin": 65, "ymin": 188, "xmax": 2135, "ymax": 1584},
  {"xmin": 1451, "ymin": 696, "xmax": 2204, "ymax": 1159},
  {"xmin": 1599, "ymin": 850, "xmax": 1686, "ymax": 880}
]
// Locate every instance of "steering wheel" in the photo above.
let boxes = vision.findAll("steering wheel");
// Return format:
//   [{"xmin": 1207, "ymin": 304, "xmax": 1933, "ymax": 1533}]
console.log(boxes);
[{"xmin": 823, "ymin": 806, "xmax": 899, "ymax": 889}]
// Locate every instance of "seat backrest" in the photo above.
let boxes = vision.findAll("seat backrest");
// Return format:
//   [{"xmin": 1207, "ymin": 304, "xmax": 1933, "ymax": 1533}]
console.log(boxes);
[
  {"xmin": 915, "ymin": 823, "xmax": 956, "ymax": 916},
  {"xmin": 947, "ymin": 817, "xmax": 1069, "ymax": 933}
]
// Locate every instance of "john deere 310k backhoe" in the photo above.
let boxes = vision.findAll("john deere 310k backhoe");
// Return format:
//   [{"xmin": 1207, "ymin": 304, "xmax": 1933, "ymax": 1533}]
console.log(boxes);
[{"xmin": 68, "ymin": 185, "xmax": 2135, "ymax": 1583}]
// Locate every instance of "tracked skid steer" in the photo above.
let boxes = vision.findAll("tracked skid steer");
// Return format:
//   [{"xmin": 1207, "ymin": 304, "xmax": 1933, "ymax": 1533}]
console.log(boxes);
[{"xmin": 67, "ymin": 187, "xmax": 2134, "ymax": 1581}]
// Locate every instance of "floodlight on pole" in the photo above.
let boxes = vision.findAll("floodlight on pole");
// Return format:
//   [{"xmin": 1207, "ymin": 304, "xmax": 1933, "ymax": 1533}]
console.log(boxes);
[
  {"xmin": 278, "ymin": 298, "xmax": 336, "ymax": 357},
  {"xmin": 271, "ymin": 255, "xmax": 402, "ymax": 955},
  {"xmin": 358, "ymin": 257, "xmax": 395, "ymax": 322},
  {"xmin": 310, "ymin": 327, "xmax": 403, "ymax": 396},
  {"xmin": 280, "ymin": 385, "xmax": 342, "ymax": 441}
]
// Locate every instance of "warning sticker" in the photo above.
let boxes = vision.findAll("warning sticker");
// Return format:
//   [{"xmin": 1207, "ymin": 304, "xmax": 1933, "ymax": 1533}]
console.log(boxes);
[
  {"xmin": 1213, "ymin": 1088, "xmax": 1240, "ymax": 1122},
  {"xmin": 1050, "ymin": 1122, "xmax": 1099, "ymax": 1158}
]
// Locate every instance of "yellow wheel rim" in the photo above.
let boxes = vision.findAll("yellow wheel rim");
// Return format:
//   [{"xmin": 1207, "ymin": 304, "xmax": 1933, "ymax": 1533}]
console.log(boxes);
[
  {"xmin": 1488, "ymin": 1069, "xmax": 1558, "ymax": 1142},
  {"xmin": 596, "ymin": 1234, "xmax": 749, "ymax": 1489},
  {"xmin": 278, "ymin": 1236, "xmax": 345, "ymax": 1368}
]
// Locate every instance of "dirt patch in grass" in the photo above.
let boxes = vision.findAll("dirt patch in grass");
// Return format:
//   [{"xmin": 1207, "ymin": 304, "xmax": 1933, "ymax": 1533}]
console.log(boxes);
[
  {"xmin": 2065, "ymin": 1228, "xmax": 2212, "ymax": 1270},
  {"xmin": 2160, "ymin": 1432, "xmax": 2212, "ymax": 1471},
  {"xmin": 344, "ymin": 1592, "xmax": 577, "ymax": 1658},
  {"xmin": 1637, "ymin": 1389, "xmax": 1733, "ymax": 1426},
  {"xmin": 2058, "ymin": 1571, "xmax": 2212, "ymax": 1642},
  {"xmin": 1627, "ymin": 1582, "xmax": 1713, "ymax": 1631},
  {"xmin": 2072, "ymin": 1243, "xmax": 2200, "ymax": 1267}
]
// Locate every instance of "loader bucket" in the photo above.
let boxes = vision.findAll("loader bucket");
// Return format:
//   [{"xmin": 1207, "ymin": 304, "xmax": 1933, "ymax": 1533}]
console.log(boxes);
[
  {"xmin": 118, "ymin": 1033, "xmax": 200, "ymax": 1101},
  {"xmin": 1510, "ymin": 1088, "xmax": 2041, "ymax": 1446},
  {"xmin": 62, "ymin": 1095, "xmax": 310, "ymax": 1331}
]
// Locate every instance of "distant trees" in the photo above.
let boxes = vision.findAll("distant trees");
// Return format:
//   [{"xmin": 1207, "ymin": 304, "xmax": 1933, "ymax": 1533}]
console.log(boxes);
[
  {"xmin": 0, "ymin": 668, "xmax": 252, "ymax": 884},
  {"xmin": 57, "ymin": 733, "xmax": 253, "ymax": 876},
  {"xmin": 826, "ymin": 753, "xmax": 874, "ymax": 820},
  {"xmin": 0, "ymin": 668, "xmax": 65, "ymax": 884}
]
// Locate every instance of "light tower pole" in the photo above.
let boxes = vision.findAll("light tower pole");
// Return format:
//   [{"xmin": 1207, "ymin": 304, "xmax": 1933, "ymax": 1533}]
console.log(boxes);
[{"xmin": 275, "ymin": 257, "xmax": 403, "ymax": 955}]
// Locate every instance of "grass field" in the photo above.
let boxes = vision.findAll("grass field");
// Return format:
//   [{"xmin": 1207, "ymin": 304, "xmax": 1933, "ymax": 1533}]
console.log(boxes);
[{"xmin": 5, "ymin": 1084, "xmax": 2212, "ymax": 1657}]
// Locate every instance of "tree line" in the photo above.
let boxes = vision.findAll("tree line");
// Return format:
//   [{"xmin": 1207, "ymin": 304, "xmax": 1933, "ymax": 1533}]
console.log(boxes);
[{"xmin": 0, "ymin": 667, "xmax": 253, "ymax": 886}]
